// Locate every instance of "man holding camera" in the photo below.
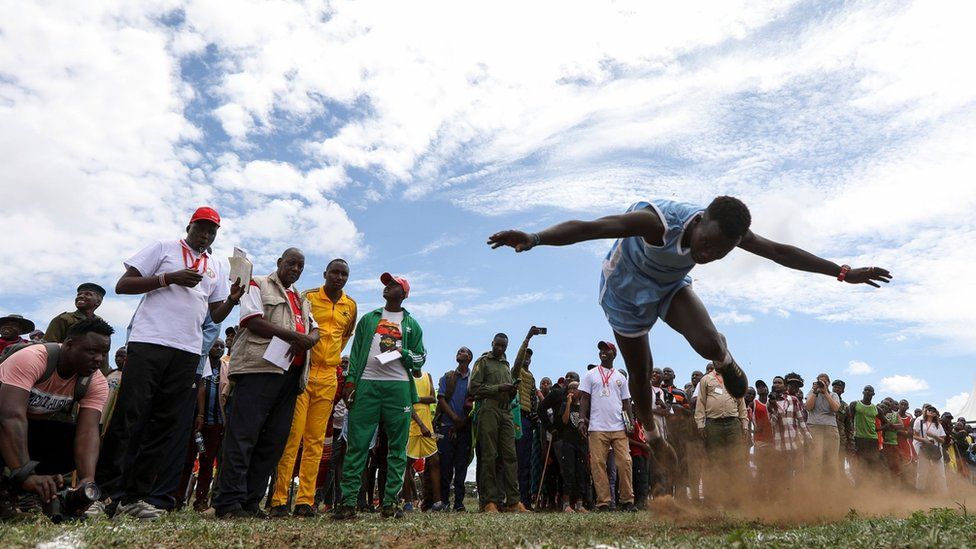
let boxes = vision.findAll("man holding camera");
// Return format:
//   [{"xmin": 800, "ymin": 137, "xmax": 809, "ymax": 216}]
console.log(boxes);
[
  {"xmin": 470, "ymin": 333, "xmax": 524, "ymax": 513},
  {"xmin": 805, "ymin": 373, "xmax": 842, "ymax": 478},
  {"xmin": 511, "ymin": 326, "xmax": 542, "ymax": 510},
  {"xmin": 0, "ymin": 319, "xmax": 113, "ymax": 519}
]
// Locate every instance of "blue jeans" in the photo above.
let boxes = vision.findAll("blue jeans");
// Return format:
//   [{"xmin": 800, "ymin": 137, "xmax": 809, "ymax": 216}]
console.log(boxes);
[
  {"xmin": 516, "ymin": 416, "xmax": 536, "ymax": 505},
  {"xmin": 437, "ymin": 425, "xmax": 472, "ymax": 508}
]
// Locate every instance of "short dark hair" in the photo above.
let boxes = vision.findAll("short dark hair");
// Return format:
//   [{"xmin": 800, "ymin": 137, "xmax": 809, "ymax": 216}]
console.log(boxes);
[
  {"xmin": 493, "ymin": 333, "xmax": 508, "ymax": 340},
  {"xmin": 326, "ymin": 258, "xmax": 348, "ymax": 270},
  {"xmin": 706, "ymin": 196, "xmax": 751, "ymax": 240},
  {"xmin": 66, "ymin": 318, "xmax": 114, "ymax": 339}
]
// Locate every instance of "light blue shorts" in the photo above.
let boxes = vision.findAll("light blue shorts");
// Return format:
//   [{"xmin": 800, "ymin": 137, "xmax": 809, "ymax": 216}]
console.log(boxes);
[{"xmin": 599, "ymin": 275, "xmax": 692, "ymax": 338}]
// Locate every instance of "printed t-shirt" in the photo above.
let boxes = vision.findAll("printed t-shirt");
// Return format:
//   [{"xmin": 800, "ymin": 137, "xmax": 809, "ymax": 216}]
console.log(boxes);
[
  {"xmin": 361, "ymin": 309, "xmax": 408, "ymax": 381},
  {"xmin": 125, "ymin": 240, "xmax": 229, "ymax": 354},
  {"xmin": 579, "ymin": 365, "xmax": 630, "ymax": 432},
  {"xmin": 0, "ymin": 344, "xmax": 109, "ymax": 418}
]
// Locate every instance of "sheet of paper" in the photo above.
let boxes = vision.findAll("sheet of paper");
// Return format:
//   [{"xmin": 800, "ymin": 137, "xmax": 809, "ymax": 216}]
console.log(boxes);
[
  {"xmin": 228, "ymin": 247, "xmax": 253, "ymax": 288},
  {"xmin": 201, "ymin": 361, "xmax": 213, "ymax": 378},
  {"xmin": 376, "ymin": 349, "xmax": 401, "ymax": 365},
  {"xmin": 262, "ymin": 336, "xmax": 292, "ymax": 371}
]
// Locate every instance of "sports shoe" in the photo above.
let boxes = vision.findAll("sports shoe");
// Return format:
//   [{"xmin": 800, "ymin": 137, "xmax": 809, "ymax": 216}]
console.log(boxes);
[
  {"xmin": 621, "ymin": 502, "xmax": 638, "ymax": 512},
  {"xmin": 116, "ymin": 500, "xmax": 165, "ymax": 520},
  {"xmin": 269, "ymin": 505, "xmax": 290, "ymax": 518},
  {"xmin": 85, "ymin": 500, "xmax": 108, "ymax": 519},
  {"xmin": 453, "ymin": 504, "xmax": 466, "ymax": 512},
  {"xmin": 402, "ymin": 501, "xmax": 414, "ymax": 512},
  {"xmin": 293, "ymin": 504, "xmax": 316, "ymax": 517},
  {"xmin": 595, "ymin": 505, "xmax": 610, "ymax": 513},
  {"xmin": 715, "ymin": 357, "xmax": 748, "ymax": 398},
  {"xmin": 215, "ymin": 507, "xmax": 253, "ymax": 520},
  {"xmin": 430, "ymin": 501, "xmax": 447, "ymax": 512},
  {"xmin": 575, "ymin": 503, "xmax": 588, "ymax": 513},
  {"xmin": 483, "ymin": 502, "xmax": 500, "ymax": 513},
  {"xmin": 381, "ymin": 505, "xmax": 405, "ymax": 519},
  {"xmin": 332, "ymin": 505, "xmax": 357, "ymax": 520}
]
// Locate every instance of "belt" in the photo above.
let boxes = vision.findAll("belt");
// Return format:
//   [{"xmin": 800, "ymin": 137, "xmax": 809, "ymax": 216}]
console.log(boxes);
[{"xmin": 707, "ymin": 416, "xmax": 739, "ymax": 424}]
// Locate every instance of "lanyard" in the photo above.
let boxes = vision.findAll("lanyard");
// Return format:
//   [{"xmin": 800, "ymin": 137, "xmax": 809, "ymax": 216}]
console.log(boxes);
[
  {"xmin": 180, "ymin": 241, "xmax": 208, "ymax": 273},
  {"xmin": 598, "ymin": 366, "xmax": 613, "ymax": 388}
]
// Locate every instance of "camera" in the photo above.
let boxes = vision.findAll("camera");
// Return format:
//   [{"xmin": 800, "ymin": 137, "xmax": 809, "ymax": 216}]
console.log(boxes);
[{"xmin": 42, "ymin": 482, "xmax": 101, "ymax": 523}]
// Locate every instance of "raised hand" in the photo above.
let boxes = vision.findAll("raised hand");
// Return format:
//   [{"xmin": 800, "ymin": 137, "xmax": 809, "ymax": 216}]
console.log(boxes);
[
  {"xmin": 844, "ymin": 266, "xmax": 892, "ymax": 288},
  {"xmin": 487, "ymin": 230, "xmax": 535, "ymax": 252}
]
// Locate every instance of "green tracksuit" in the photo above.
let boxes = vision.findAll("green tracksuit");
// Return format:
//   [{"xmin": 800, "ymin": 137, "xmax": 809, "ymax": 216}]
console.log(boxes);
[
  {"xmin": 470, "ymin": 351, "xmax": 519, "ymax": 507},
  {"xmin": 340, "ymin": 308, "xmax": 426, "ymax": 508}
]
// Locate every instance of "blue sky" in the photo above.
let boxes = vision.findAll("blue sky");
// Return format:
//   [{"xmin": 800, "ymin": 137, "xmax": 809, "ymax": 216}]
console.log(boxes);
[{"xmin": 2, "ymin": 1, "xmax": 974, "ymax": 413}]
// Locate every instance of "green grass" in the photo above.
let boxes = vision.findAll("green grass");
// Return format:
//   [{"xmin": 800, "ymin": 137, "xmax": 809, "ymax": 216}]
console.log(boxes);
[{"xmin": 3, "ymin": 507, "xmax": 976, "ymax": 548}]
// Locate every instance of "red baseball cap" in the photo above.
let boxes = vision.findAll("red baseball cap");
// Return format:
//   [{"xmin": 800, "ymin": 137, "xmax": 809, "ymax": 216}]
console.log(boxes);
[
  {"xmin": 380, "ymin": 272, "xmax": 410, "ymax": 298},
  {"xmin": 598, "ymin": 341, "xmax": 617, "ymax": 354},
  {"xmin": 189, "ymin": 206, "xmax": 221, "ymax": 227}
]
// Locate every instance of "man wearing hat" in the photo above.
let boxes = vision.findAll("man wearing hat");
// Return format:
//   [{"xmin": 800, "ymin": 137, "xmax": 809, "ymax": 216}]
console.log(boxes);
[
  {"xmin": 0, "ymin": 315, "xmax": 34, "ymax": 355},
  {"xmin": 44, "ymin": 283, "xmax": 109, "ymax": 373},
  {"xmin": 95, "ymin": 206, "xmax": 243, "ymax": 520},
  {"xmin": 333, "ymin": 273, "xmax": 426, "ymax": 520}
]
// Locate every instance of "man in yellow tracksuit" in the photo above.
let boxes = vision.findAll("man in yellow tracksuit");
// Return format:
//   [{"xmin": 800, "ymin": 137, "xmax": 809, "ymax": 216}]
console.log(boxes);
[{"xmin": 270, "ymin": 259, "xmax": 357, "ymax": 517}]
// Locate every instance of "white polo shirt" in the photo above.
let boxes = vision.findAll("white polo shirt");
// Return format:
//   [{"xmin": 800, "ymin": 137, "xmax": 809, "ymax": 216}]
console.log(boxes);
[
  {"xmin": 580, "ymin": 365, "xmax": 631, "ymax": 432},
  {"xmin": 125, "ymin": 240, "xmax": 229, "ymax": 354}
]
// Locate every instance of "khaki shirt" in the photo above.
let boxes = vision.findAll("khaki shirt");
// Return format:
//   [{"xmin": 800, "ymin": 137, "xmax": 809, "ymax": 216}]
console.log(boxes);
[
  {"xmin": 511, "ymin": 339, "xmax": 536, "ymax": 413},
  {"xmin": 469, "ymin": 352, "xmax": 513, "ymax": 404},
  {"xmin": 694, "ymin": 371, "xmax": 747, "ymax": 430}
]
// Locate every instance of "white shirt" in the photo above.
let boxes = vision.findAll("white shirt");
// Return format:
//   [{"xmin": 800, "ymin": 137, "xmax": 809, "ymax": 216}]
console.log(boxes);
[
  {"xmin": 913, "ymin": 417, "xmax": 946, "ymax": 454},
  {"xmin": 125, "ymin": 240, "xmax": 229, "ymax": 354},
  {"xmin": 361, "ymin": 309, "xmax": 408, "ymax": 381},
  {"xmin": 580, "ymin": 366, "xmax": 631, "ymax": 432}
]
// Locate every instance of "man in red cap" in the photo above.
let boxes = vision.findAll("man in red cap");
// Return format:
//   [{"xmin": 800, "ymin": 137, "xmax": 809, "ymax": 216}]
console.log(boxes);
[
  {"xmin": 95, "ymin": 207, "xmax": 243, "ymax": 520},
  {"xmin": 333, "ymin": 273, "xmax": 426, "ymax": 520}
]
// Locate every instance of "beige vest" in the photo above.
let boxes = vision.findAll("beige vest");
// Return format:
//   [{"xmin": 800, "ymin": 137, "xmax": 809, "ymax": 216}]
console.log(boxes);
[{"xmin": 229, "ymin": 272, "xmax": 313, "ymax": 392}]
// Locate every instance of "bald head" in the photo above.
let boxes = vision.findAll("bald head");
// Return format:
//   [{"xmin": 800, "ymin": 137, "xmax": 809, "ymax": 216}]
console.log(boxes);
[{"xmin": 277, "ymin": 248, "xmax": 306, "ymax": 286}]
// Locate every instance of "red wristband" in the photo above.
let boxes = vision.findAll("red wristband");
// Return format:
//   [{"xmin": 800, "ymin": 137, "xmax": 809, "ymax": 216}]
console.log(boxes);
[{"xmin": 837, "ymin": 264, "xmax": 851, "ymax": 282}]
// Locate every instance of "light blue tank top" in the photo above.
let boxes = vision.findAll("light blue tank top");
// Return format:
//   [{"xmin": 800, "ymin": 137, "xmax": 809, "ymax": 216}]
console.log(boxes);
[{"xmin": 601, "ymin": 199, "xmax": 704, "ymax": 302}]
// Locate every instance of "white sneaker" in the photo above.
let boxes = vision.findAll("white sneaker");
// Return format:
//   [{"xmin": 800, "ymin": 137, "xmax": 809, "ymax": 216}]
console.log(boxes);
[
  {"xmin": 84, "ymin": 500, "xmax": 108, "ymax": 519},
  {"xmin": 116, "ymin": 500, "xmax": 165, "ymax": 520}
]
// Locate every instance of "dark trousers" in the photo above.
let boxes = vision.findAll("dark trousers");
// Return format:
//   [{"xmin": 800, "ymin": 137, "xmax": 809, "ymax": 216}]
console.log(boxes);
[
  {"xmin": 145, "ymin": 372, "xmax": 200, "ymax": 510},
  {"xmin": 437, "ymin": 425, "xmax": 472, "ymax": 509},
  {"xmin": 212, "ymin": 369, "xmax": 300, "ymax": 513},
  {"xmin": 516, "ymin": 416, "xmax": 535, "ymax": 505},
  {"xmin": 327, "ymin": 436, "xmax": 347, "ymax": 505},
  {"xmin": 0, "ymin": 420, "xmax": 76, "ymax": 475},
  {"xmin": 175, "ymin": 424, "xmax": 224, "ymax": 508},
  {"xmin": 317, "ymin": 426, "xmax": 342, "ymax": 506},
  {"xmin": 632, "ymin": 454, "xmax": 649, "ymax": 505},
  {"xmin": 554, "ymin": 438, "xmax": 588, "ymax": 504},
  {"xmin": 95, "ymin": 342, "xmax": 199, "ymax": 505}
]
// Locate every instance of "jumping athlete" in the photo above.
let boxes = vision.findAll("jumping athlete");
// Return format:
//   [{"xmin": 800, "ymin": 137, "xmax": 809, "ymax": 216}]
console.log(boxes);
[{"xmin": 488, "ymin": 196, "xmax": 891, "ymax": 440}]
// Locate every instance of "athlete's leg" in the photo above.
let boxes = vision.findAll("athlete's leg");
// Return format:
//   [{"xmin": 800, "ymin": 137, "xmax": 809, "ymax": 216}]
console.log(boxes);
[
  {"xmin": 612, "ymin": 332, "xmax": 655, "ymax": 433},
  {"xmin": 664, "ymin": 286, "xmax": 748, "ymax": 397}
]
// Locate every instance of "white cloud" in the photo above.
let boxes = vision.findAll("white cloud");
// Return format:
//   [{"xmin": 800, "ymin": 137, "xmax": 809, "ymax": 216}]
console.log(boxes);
[
  {"xmin": 711, "ymin": 311, "xmax": 755, "ymax": 325},
  {"xmin": 879, "ymin": 375, "xmax": 930, "ymax": 394},
  {"xmin": 945, "ymin": 393, "xmax": 970, "ymax": 417},
  {"xmin": 417, "ymin": 235, "xmax": 461, "ymax": 256},
  {"xmin": 846, "ymin": 360, "xmax": 875, "ymax": 376}
]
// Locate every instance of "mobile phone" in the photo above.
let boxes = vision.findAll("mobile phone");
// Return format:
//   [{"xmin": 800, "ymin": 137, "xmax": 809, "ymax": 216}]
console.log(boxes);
[{"xmin": 536, "ymin": 327, "xmax": 548, "ymax": 335}]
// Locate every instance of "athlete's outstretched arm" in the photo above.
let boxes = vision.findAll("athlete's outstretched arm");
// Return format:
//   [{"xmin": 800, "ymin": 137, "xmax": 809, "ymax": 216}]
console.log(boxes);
[
  {"xmin": 738, "ymin": 231, "xmax": 892, "ymax": 288},
  {"xmin": 487, "ymin": 209, "xmax": 663, "ymax": 252}
]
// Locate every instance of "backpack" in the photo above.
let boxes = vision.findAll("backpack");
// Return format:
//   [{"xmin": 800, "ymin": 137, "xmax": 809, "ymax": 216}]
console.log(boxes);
[{"xmin": 0, "ymin": 342, "xmax": 90, "ymax": 423}]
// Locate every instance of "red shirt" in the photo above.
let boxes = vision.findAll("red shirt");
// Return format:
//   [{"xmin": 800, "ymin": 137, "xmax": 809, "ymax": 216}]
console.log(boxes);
[
  {"xmin": 286, "ymin": 289, "xmax": 305, "ymax": 365},
  {"xmin": 629, "ymin": 419, "xmax": 650, "ymax": 458},
  {"xmin": 752, "ymin": 400, "xmax": 773, "ymax": 443}
]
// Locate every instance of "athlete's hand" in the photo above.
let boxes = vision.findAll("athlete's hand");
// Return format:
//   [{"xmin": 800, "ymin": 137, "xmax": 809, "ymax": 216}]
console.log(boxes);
[
  {"xmin": 844, "ymin": 266, "xmax": 892, "ymax": 288},
  {"xmin": 420, "ymin": 425, "xmax": 433, "ymax": 438},
  {"xmin": 487, "ymin": 230, "xmax": 534, "ymax": 252}
]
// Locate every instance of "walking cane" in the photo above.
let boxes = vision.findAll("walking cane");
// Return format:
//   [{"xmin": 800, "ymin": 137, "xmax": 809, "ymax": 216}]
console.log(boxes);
[{"xmin": 535, "ymin": 437, "xmax": 554, "ymax": 507}]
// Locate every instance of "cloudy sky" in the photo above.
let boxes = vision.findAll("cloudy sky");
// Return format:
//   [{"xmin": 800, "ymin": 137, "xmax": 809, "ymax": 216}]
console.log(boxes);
[{"xmin": 2, "ymin": 1, "xmax": 974, "ymax": 413}]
